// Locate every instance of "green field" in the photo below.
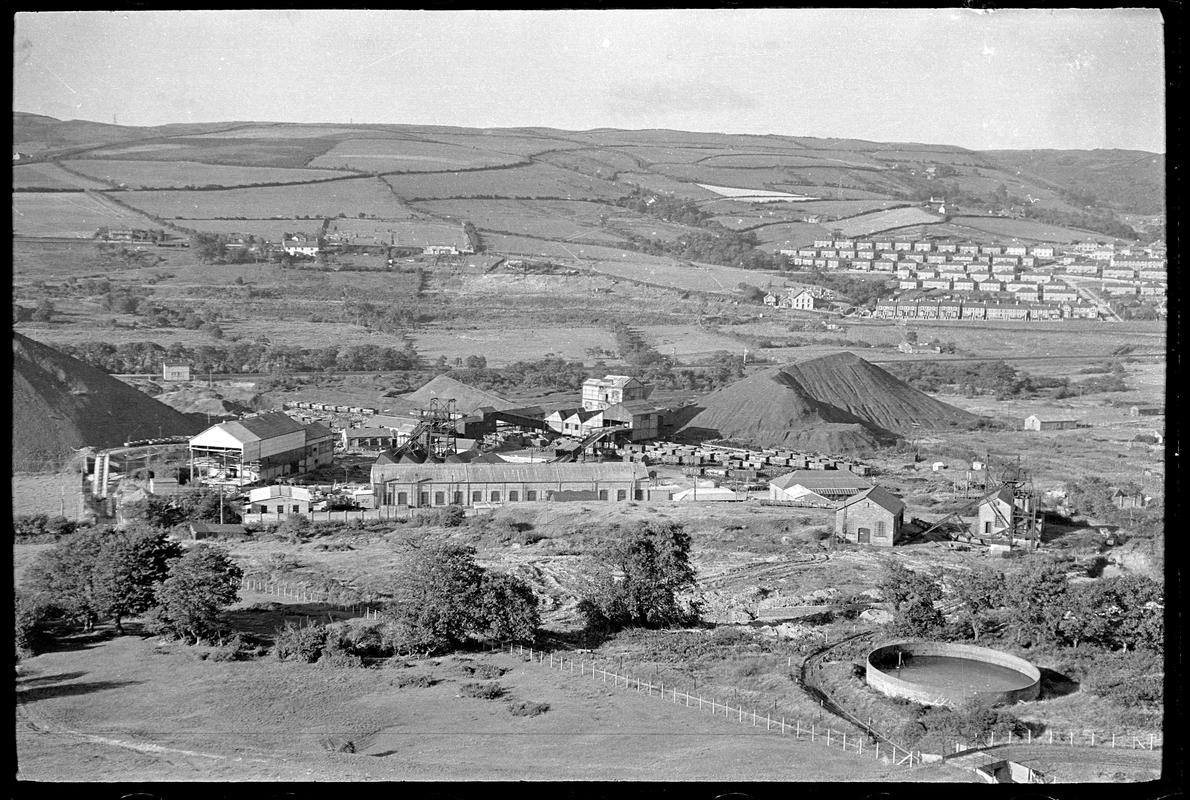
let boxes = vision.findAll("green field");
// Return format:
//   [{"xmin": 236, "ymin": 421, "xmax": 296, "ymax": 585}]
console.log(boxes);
[
  {"xmin": 325, "ymin": 217, "xmax": 470, "ymax": 248},
  {"xmin": 308, "ymin": 138, "xmax": 523, "ymax": 172},
  {"xmin": 383, "ymin": 163, "xmax": 629, "ymax": 201},
  {"xmin": 13, "ymin": 162, "xmax": 110, "ymax": 190},
  {"xmin": 77, "ymin": 135, "xmax": 341, "ymax": 168},
  {"xmin": 831, "ymin": 207, "xmax": 945, "ymax": 237},
  {"xmin": 413, "ymin": 199, "xmax": 629, "ymax": 244},
  {"xmin": 118, "ymin": 177, "xmax": 408, "ymax": 220},
  {"xmin": 12, "ymin": 191, "xmax": 162, "ymax": 237},
  {"xmin": 170, "ymin": 218, "xmax": 325, "ymax": 240},
  {"xmin": 64, "ymin": 159, "xmax": 355, "ymax": 189},
  {"xmin": 948, "ymin": 215, "xmax": 1114, "ymax": 244}
]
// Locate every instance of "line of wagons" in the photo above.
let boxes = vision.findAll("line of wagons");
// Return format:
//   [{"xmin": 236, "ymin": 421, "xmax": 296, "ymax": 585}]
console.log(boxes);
[{"xmin": 282, "ymin": 402, "xmax": 378, "ymax": 414}]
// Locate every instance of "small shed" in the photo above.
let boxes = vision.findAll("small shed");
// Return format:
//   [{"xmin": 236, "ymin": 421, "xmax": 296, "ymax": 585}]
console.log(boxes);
[
  {"xmin": 162, "ymin": 361, "xmax": 191, "ymax": 382},
  {"xmin": 834, "ymin": 486, "xmax": 905, "ymax": 547},
  {"xmin": 1129, "ymin": 405, "xmax": 1163, "ymax": 417},
  {"xmin": 247, "ymin": 484, "xmax": 312, "ymax": 515},
  {"xmin": 188, "ymin": 521, "xmax": 246, "ymax": 540}
]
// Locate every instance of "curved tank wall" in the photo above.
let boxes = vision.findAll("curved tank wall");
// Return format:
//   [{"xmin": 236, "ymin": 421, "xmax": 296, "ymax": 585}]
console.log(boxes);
[{"xmin": 866, "ymin": 640, "xmax": 1041, "ymax": 708}]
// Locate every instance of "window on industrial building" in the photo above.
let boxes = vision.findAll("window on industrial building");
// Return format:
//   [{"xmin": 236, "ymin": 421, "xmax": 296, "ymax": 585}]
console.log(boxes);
[
  {"xmin": 293, "ymin": 505, "xmax": 300, "ymax": 514},
  {"xmin": 985, "ymin": 521, "xmax": 992, "ymax": 534},
  {"xmin": 616, "ymin": 489, "xmax": 627, "ymax": 501},
  {"xmin": 453, "ymin": 492, "xmax": 463, "ymax": 505},
  {"xmin": 876, "ymin": 521, "xmax": 886, "ymax": 538},
  {"xmin": 472, "ymin": 491, "xmax": 482, "ymax": 502},
  {"xmin": 397, "ymin": 491, "xmax": 408, "ymax": 505},
  {"xmin": 276, "ymin": 505, "xmax": 284, "ymax": 514},
  {"xmin": 490, "ymin": 491, "xmax": 500, "ymax": 502},
  {"xmin": 420, "ymin": 493, "xmax": 429, "ymax": 506},
  {"xmin": 526, "ymin": 490, "xmax": 537, "ymax": 501},
  {"xmin": 509, "ymin": 491, "xmax": 519, "ymax": 502},
  {"xmin": 598, "ymin": 490, "xmax": 609, "ymax": 500},
  {"xmin": 435, "ymin": 492, "xmax": 445, "ymax": 505}
]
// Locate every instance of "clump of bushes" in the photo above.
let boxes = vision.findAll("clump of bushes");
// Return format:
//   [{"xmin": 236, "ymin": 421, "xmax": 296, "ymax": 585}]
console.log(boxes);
[
  {"xmin": 460, "ymin": 681, "xmax": 506, "ymax": 700},
  {"xmin": 461, "ymin": 663, "xmax": 507, "ymax": 680},
  {"xmin": 508, "ymin": 700, "xmax": 550, "ymax": 717},
  {"xmin": 14, "ymin": 514, "xmax": 79, "ymax": 542},
  {"xmin": 394, "ymin": 672, "xmax": 438, "ymax": 688}
]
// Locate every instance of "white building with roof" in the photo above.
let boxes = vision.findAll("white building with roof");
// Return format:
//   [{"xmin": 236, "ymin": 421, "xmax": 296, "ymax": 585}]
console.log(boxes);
[{"xmin": 188, "ymin": 412, "xmax": 335, "ymax": 486}]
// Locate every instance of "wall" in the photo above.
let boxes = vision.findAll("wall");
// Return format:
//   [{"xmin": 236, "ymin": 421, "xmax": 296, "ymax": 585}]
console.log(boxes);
[{"xmin": 865, "ymin": 641, "xmax": 1040, "ymax": 709}]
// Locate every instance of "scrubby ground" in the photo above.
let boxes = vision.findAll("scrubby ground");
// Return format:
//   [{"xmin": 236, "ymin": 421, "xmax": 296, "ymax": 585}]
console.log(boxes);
[{"xmin": 15, "ymin": 630, "xmax": 968, "ymax": 782}]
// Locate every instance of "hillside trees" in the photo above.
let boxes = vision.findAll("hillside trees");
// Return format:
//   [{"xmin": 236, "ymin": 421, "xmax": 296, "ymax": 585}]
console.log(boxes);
[
  {"xmin": 953, "ymin": 566, "xmax": 1006, "ymax": 642},
  {"xmin": 385, "ymin": 544, "xmax": 539, "ymax": 655},
  {"xmin": 148, "ymin": 544, "xmax": 243, "ymax": 644},
  {"xmin": 578, "ymin": 521, "xmax": 700, "ymax": 632},
  {"xmin": 23, "ymin": 526, "xmax": 184, "ymax": 634},
  {"xmin": 1004, "ymin": 559, "xmax": 1070, "ymax": 647},
  {"xmin": 880, "ymin": 562, "xmax": 945, "ymax": 637}
]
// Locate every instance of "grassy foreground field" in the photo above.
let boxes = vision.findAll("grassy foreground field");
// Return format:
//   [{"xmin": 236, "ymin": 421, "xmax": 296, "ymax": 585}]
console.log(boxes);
[{"xmin": 15, "ymin": 630, "xmax": 966, "ymax": 781}]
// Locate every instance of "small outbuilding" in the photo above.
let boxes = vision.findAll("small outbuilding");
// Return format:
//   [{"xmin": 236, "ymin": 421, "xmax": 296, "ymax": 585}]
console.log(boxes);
[
  {"xmin": 769, "ymin": 469, "xmax": 872, "ymax": 506},
  {"xmin": 834, "ymin": 486, "xmax": 905, "ymax": 546},
  {"xmin": 1023, "ymin": 414, "xmax": 1077, "ymax": 431},
  {"xmin": 162, "ymin": 361, "xmax": 191, "ymax": 382},
  {"xmin": 247, "ymin": 484, "xmax": 312, "ymax": 515}
]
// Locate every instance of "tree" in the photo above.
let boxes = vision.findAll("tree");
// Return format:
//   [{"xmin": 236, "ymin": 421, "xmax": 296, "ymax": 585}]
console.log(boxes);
[
  {"xmin": 1004, "ymin": 559, "xmax": 1069, "ymax": 647},
  {"xmin": 386, "ymin": 544, "xmax": 538, "ymax": 655},
  {"xmin": 880, "ymin": 561, "xmax": 945, "ymax": 638},
  {"xmin": 148, "ymin": 544, "xmax": 243, "ymax": 644},
  {"xmin": 92, "ymin": 528, "xmax": 184, "ymax": 634},
  {"xmin": 477, "ymin": 572, "xmax": 540, "ymax": 643},
  {"xmin": 578, "ymin": 522, "xmax": 700, "ymax": 632},
  {"xmin": 954, "ymin": 566, "xmax": 1005, "ymax": 642},
  {"xmin": 23, "ymin": 528, "xmax": 108, "ymax": 631}
]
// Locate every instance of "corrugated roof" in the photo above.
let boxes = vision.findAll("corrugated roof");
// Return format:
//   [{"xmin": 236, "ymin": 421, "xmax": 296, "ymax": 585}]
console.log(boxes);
[
  {"xmin": 234, "ymin": 412, "xmax": 306, "ymax": 440},
  {"xmin": 839, "ymin": 486, "xmax": 904, "ymax": 514},
  {"xmin": 372, "ymin": 461, "xmax": 647, "ymax": 485},
  {"xmin": 770, "ymin": 469, "xmax": 871, "ymax": 491},
  {"xmin": 305, "ymin": 421, "xmax": 335, "ymax": 441}
]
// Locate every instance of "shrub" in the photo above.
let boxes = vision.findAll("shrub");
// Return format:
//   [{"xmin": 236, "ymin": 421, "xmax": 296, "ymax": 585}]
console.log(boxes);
[
  {"xmin": 460, "ymin": 681, "xmax": 505, "ymax": 700},
  {"xmin": 272, "ymin": 622, "xmax": 329, "ymax": 663},
  {"xmin": 458, "ymin": 662, "xmax": 507, "ymax": 680},
  {"xmin": 508, "ymin": 700, "xmax": 550, "ymax": 717},
  {"xmin": 394, "ymin": 672, "xmax": 438, "ymax": 688}
]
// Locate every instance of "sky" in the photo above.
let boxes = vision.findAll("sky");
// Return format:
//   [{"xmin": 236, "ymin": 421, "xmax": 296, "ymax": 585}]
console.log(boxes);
[{"xmin": 12, "ymin": 9, "xmax": 1167, "ymax": 152}]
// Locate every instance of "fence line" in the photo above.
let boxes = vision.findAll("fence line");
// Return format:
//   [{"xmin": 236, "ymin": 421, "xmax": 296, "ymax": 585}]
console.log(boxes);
[
  {"xmin": 498, "ymin": 642, "xmax": 922, "ymax": 768},
  {"xmin": 238, "ymin": 575, "xmax": 384, "ymax": 620},
  {"xmin": 949, "ymin": 727, "xmax": 1160, "ymax": 755}
]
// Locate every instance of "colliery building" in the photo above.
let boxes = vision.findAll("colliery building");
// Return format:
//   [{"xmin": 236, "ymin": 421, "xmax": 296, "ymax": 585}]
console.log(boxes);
[
  {"xmin": 188, "ymin": 412, "xmax": 335, "ymax": 486},
  {"xmin": 371, "ymin": 461, "xmax": 649, "ymax": 507}
]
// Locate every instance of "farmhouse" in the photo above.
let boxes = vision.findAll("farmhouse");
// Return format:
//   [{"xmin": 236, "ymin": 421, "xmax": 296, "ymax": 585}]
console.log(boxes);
[
  {"xmin": 188, "ymin": 412, "xmax": 335, "ymax": 486},
  {"xmin": 1023, "ymin": 414, "xmax": 1077, "ymax": 431},
  {"xmin": 162, "ymin": 361, "xmax": 191, "ymax": 382},
  {"xmin": 582, "ymin": 375, "xmax": 653, "ymax": 411},
  {"xmin": 246, "ymin": 484, "xmax": 313, "ymax": 515},
  {"xmin": 1129, "ymin": 405, "xmax": 1163, "ymax": 417},
  {"xmin": 768, "ymin": 469, "xmax": 872, "ymax": 507},
  {"xmin": 371, "ymin": 461, "xmax": 649, "ymax": 507},
  {"xmin": 281, "ymin": 233, "xmax": 319, "ymax": 258},
  {"xmin": 834, "ymin": 486, "xmax": 905, "ymax": 546},
  {"xmin": 788, "ymin": 289, "xmax": 827, "ymax": 310}
]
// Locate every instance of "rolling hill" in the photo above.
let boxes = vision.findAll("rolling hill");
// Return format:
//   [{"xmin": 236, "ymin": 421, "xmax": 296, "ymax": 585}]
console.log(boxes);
[{"xmin": 12, "ymin": 114, "xmax": 1161, "ymax": 250}]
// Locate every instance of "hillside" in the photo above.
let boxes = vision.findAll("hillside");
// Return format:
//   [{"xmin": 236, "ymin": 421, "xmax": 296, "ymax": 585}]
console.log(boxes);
[
  {"xmin": 12, "ymin": 114, "xmax": 1160, "ymax": 249},
  {"xmin": 673, "ymin": 352, "xmax": 976, "ymax": 454},
  {"xmin": 982, "ymin": 149, "xmax": 1165, "ymax": 216},
  {"xmin": 12, "ymin": 332, "xmax": 203, "ymax": 470}
]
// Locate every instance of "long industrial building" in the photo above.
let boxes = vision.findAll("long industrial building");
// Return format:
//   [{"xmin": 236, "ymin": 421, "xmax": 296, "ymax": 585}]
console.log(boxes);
[
  {"xmin": 370, "ymin": 461, "xmax": 649, "ymax": 507},
  {"xmin": 188, "ymin": 412, "xmax": 335, "ymax": 486}
]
